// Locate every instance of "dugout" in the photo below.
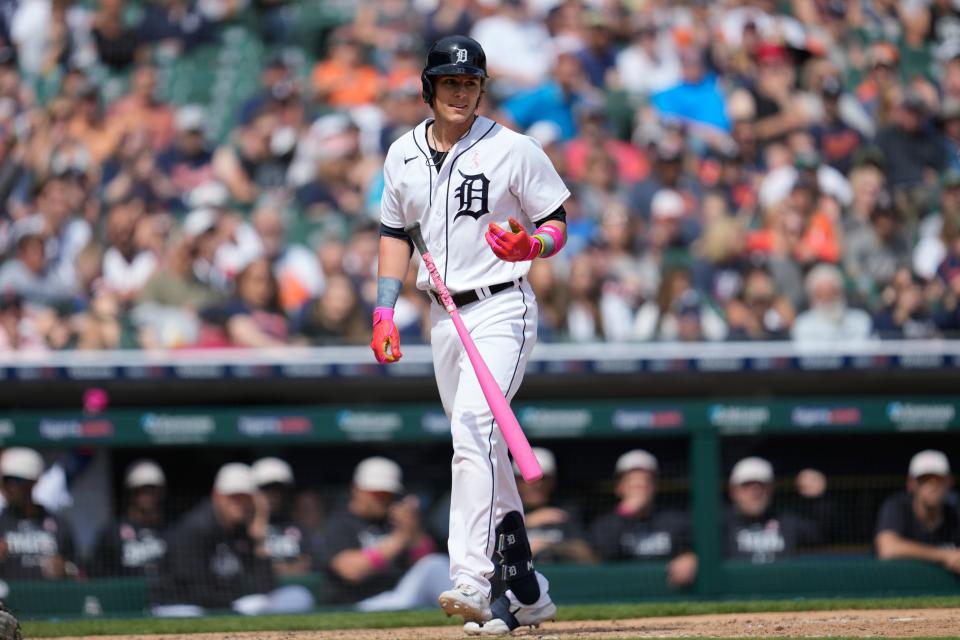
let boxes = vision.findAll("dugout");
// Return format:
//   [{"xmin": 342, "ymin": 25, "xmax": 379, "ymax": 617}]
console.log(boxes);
[{"xmin": 2, "ymin": 341, "xmax": 960, "ymax": 618}]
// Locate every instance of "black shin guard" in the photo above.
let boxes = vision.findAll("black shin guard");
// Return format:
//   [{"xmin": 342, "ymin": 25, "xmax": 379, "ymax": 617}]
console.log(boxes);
[{"xmin": 495, "ymin": 511, "xmax": 540, "ymax": 605}]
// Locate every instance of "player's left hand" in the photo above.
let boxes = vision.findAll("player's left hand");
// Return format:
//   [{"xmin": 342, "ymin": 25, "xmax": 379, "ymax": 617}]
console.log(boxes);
[{"xmin": 485, "ymin": 217, "xmax": 540, "ymax": 262}]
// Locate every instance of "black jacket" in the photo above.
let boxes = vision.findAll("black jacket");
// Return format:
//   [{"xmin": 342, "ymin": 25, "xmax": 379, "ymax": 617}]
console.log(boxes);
[{"xmin": 151, "ymin": 500, "xmax": 274, "ymax": 608}]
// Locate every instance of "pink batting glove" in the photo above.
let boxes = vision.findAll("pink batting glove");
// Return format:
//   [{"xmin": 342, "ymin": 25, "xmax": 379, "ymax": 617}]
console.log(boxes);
[
  {"xmin": 484, "ymin": 217, "xmax": 541, "ymax": 262},
  {"xmin": 370, "ymin": 307, "xmax": 402, "ymax": 363}
]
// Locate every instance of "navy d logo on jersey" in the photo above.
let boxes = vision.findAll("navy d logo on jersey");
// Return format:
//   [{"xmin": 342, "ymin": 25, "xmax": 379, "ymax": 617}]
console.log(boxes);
[{"xmin": 454, "ymin": 171, "xmax": 490, "ymax": 221}]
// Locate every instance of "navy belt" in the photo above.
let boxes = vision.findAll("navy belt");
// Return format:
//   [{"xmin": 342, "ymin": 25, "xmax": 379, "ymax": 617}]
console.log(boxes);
[{"xmin": 431, "ymin": 277, "xmax": 523, "ymax": 308}]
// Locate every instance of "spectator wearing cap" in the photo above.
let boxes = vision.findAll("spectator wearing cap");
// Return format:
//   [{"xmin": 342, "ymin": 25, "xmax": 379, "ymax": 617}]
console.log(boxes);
[
  {"xmin": 251, "ymin": 457, "xmax": 314, "ymax": 577},
  {"xmin": 791, "ymin": 263, "xmax": 874, "ymax": 344},
  {"xmin": 875, "ymin": 450, "xmax": 960, "ymax": 574},
  {"xmin": 239, "ymin": 55, "xmax": 294, "ymax": 126},
  {"xmin": 286, "ymin": 113, "xmax": 365, "ymax": 215},
  {"xmin": 152, "ymin": 463, "xmax": 313, "ymax": 616},
  {"xmin": 513, "ymin": 448, "xmax": 595, "ymax": 565},
  {"xmin": 89, "ymin": 460, "xmax": 169, "ymax": 577},
  {"xmin": 646, "ymin": 188, "xmax": 699, "ymax": 252},
  {"xmin": 811, "ymin": 76, "xmax": 866, "ymax": 175},
  {"xmin": 588, "ymin": 450, "xmax": 696, "ymax": 588},
  {"xmin": 749, "ymin": 42, "xmax": 806, "ymax": 144},
  {"xmin": 0, "ymin": 447, "xmax": 76, "ymax": 580},
  {"xmin": 873, "ymin": 267, "xmax": 939, "ymax": 339},
  {"xmin": 310, "ymin": 30, "xmax": 380, "ymax": 108},
  {"xmin": 155, "ymin": 105, "xmax": 216, "ymax": 209},
  {"xmin": 877, "ymin": 89, "xmax": 946, "ymax": 192},
  {"xmin": 724, "ymin": 457, "xmax": 821, "ymax": 563},
  {"xmin": 321, "ymin": 457, "xmax": 448, "ymax": 610}
]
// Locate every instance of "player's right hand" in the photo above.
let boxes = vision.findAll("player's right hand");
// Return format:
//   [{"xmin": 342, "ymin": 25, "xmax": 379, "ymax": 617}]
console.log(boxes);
[{"xmin": 371, "ymin": 307, "xmax": 402, "ymax": 364}]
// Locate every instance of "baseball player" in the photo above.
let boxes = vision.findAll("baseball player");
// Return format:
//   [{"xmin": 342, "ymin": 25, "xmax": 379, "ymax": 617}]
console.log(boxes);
[{"xmin": 370, "ymin": 35, "xmax": 569, "ymax": 635}]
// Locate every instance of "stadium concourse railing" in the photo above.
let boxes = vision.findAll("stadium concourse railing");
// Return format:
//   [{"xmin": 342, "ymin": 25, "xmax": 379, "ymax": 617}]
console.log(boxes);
[{"xmin": 2, "ymin": 340, "xmax": 960, "ymax": 617}]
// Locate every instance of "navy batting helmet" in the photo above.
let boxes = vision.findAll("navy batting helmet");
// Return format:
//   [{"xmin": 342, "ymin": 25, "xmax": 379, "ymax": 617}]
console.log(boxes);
[{"xmin": 421, "ymin": 35, "xmax": 487, "ymax": 105}]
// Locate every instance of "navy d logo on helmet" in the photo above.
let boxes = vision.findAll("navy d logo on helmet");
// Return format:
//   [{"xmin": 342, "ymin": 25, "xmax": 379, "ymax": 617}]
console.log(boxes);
[{"xmin": 421, "ymin": 35, "xmax": 488, "ymax": 104}]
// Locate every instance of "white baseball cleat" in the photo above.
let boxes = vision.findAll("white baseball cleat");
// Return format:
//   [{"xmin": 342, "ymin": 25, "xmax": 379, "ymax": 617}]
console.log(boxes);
[
  {"xmin": 438, "ymin": 583, "xmax": 491, "ymax": 623},
  {"xmin": 462, "ymin": 589, "xmax": 557, "ymax": 636}
]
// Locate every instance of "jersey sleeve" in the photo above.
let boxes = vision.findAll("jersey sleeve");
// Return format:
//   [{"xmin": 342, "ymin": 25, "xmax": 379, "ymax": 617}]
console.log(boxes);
[
  {"xmin": 875, "ymin": 494, "xmax": 907, "ymax": 537},
  {"xmin": 380, "ymin": 145, "xmax": 406, "ymax": 229},
  {"xmin": 510, "ymin": 135, "xmax": 570, "ymax": 223}
]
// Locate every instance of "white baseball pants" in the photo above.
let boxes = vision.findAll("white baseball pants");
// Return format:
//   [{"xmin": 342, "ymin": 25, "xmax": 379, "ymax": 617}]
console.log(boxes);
[{"xmin": 430, "ymin": 279, "xmax": 537, "ymax": 598}]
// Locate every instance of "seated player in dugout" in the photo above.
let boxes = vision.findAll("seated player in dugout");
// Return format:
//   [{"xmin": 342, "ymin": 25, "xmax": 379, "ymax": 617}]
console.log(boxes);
[
  {"xmin": 320, "ymin": 457, "xmax": 450, "ymax": 611},
  {"xmin": 0, "ymin": 447, "xmax": 77, "ymax": 580},
  {"xmin": 588, "ymin": 450, "xmax": 697, "ymax": 588},
  {"xmin": 512, "ymin": 448, "xmax": 595, "ymax": 565},
  {"xmin": 151, "ymin": 463, "xmax": 314, "ymax": 617},
  {"xmin": 251, "ymin": 457, "xmax": 313, "ymax": 577},
  {"xmin": 875, "ymin": 450, "xmax": 960, "ymax": 573},
  {"xmin": 89, "ymin": 459, "xmax": 169, "ymax": 577},
  {"xmin": 724, "ymin": 457, "xmax": 821, "ymax": 563}
]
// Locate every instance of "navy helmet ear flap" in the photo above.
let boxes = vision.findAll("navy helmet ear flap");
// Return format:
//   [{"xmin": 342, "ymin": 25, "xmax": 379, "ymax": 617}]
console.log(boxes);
[{"xmin": 421, "ymin": 70, "xmax": 433, "ymax": 105}]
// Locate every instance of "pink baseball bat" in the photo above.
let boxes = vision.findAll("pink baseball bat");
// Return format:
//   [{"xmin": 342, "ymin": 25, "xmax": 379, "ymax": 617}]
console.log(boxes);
[{"xmin": 405, "ymin": 222, "xmax": 543, "ymax": 483}]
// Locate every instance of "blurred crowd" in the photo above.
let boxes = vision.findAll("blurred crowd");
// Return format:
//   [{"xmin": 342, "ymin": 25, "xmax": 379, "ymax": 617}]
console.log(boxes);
[
  {"xmin": 2, "ymin": 444, "xmax": 959, "ymax": 613},
  {"xmin": 1, "ymin": 0, "xmax": 960, "ymax": 350}
]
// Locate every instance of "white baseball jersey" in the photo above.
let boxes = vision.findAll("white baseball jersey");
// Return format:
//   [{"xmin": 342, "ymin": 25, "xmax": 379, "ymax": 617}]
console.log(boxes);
[{"xmin": 380, "ymin": 115, "xmax": 570, "ymax": 293}]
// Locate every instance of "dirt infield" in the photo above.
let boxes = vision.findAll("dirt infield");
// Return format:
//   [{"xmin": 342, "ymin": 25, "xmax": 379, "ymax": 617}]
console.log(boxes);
[{"xmin": 50, "ymin": 607, "xmax": 960, "ymax": 639}]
